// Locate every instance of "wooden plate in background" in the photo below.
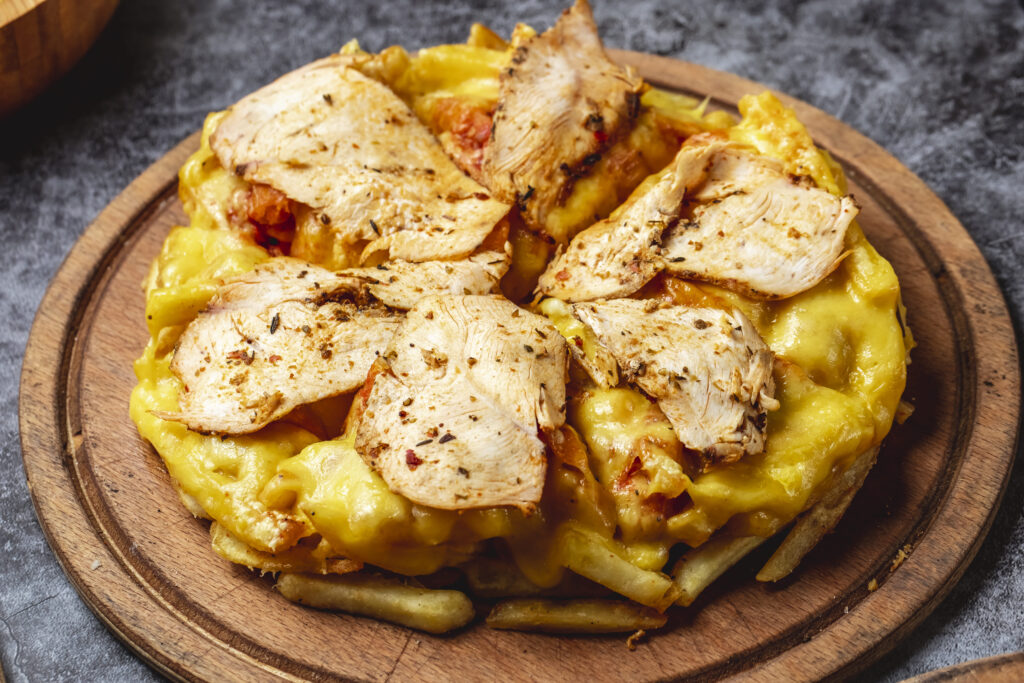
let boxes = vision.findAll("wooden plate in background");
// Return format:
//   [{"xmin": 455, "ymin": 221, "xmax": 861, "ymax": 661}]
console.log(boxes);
[
  {"xmin": 0, "ymin": 0, "xmax": 120, "ymax": 115},
  {"xmin": 903, "ymin": 652, "xmax": 1024, "ymax": 683},
  {"xmin": 19, "ymin": 53, "xmax": 1021, "ymax": 682}
]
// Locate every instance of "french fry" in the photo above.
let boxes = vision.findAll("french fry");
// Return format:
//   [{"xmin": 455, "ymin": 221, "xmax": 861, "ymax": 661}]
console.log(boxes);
[
  {"xmin": 486, "ymin": 599, "xmax": 667, "ymax": 633},
  {"xmin": 461, "ymin": 557, "xmax": 609, "ymax": 599},
  {"xmin": 560, "ymin": 526, "xmax": 677, "ymax": 610},
  {"xmin": 210, "ymin": 523, "xmax": 362, "ymax": 576},
  {"xmin": 276, "ymin": 573, "xmax": 475, "ymax": 634},
  {"xmin": 756, "ymin": 446, "xmax": 880, "ymax": 582},
  {"xmin": 466, "ymin": 22, "xmax": 508, "ymax": 50},
  {"xmin": 672, "ymin": 535, "xmax": 766, "ymax": 606}
]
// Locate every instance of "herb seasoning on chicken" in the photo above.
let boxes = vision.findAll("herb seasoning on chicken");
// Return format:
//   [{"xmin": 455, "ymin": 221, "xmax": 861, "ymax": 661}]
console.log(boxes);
[
  {"xmin": 211, "ymin": 55, "xmax": 510, "ymax": 269},
  {"xmin": 481, "ymin": 0, "xmax": 643, "ymax": 237},
  {"xmin": 539, "ymin": 134, "xmax": 858, "ymax": 301},
  {"xmin": 354, "ymin": 295, "xmax": 569, "ymax": 510},
  {"xmin": 571, "ymin": 298, "xmax": 778, "ymax": 468},
  {"xmin": 157, "ymin": 259, "xmax": 400, "ymax": 434},
  {"xmin": 159, "ymin": 255, "xmax": 509, "ymax": 435}
]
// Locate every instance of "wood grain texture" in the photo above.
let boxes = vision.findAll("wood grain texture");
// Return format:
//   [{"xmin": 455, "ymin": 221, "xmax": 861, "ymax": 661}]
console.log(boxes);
[
  {"xmin": 0, "ymin": 0, "xmax": 119, "ymax": 115},
  {"xmin": 903, "ymin": 652, "xmax": 1024, "ymax": 683},
  {"xmin": 18, "ymin": 53, "xmax": 1021, "ymax": 682}
]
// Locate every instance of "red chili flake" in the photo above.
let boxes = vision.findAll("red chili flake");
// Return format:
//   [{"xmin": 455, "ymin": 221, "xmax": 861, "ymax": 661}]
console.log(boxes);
[
  {"xmin": 594, "ymin": 130, "xmax": 608, "ymax": 143},
  {"xmin": 268, "ymin": 355, "xmax": 282, "ymax": 365},
  {"xmin": 573, "ymin": 337, "xmax": 584, "ymax": 349},
  {"xmin": 405, "ymin": 449, "xmax": 422, "ymax": 470},
  {"xmin": 226, "ymin": 350, "xmax": 254, "ymax": 365},
  {"xmin": 554, "ymin": 269, "xmax": 570, "ymax": 282}
]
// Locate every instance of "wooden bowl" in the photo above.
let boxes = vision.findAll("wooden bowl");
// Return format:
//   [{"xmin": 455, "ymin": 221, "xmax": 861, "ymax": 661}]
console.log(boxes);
[{"xmin": 0, "ymin": 0, "xmax": 119, "ymax": 116}]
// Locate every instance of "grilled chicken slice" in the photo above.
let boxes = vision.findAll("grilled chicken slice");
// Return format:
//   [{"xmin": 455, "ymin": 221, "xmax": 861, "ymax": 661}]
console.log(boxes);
[
  {"xmin": 571, "ymin": 299, "xmax": 778, "ymax": 468},
  {"xmin": 339, "ymin": 250, "xmax": 510, "ymax": 310},
  {"xmin": 537, "ymin": 141, "xmax": 725, "ymax": 301},
  {"xmin": 536, "ymin": 135, "xmax": 857, "ymax": 301},
  {"xmin": 355, "ymin": 295, "xmax": 568, "ymax": 511},
  {"xmin": 210, "ymin": 55, "xmax": 509, "ymax": 268},
  {"xmin": 158, "ymin": 259, "xmax": 402, "ymax": 435},
  {"xmin": 481, "ymin": 0, "xmax": 643, "ymax": 235},
  {"xmin": 662, "ymin": 147, "xmax": 857, "ymax": 298}
]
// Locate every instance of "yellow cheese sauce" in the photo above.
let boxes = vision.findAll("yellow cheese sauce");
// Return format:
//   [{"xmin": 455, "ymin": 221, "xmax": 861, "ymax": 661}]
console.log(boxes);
[{"xmin": 130, "ymin": 40, "xmax": 909, "ymax": 588}]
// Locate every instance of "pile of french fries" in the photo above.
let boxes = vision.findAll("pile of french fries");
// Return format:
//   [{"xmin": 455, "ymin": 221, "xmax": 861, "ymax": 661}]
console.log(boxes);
[{"xmin": 207, "ymin": 446, "xmax": 880, "ymax": 635}]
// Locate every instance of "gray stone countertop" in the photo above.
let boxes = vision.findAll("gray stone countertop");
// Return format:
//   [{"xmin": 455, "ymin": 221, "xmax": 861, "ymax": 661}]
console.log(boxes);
[{"xmin": 1, "ymin": 0, "xmax": 1021, "ymax": 680}]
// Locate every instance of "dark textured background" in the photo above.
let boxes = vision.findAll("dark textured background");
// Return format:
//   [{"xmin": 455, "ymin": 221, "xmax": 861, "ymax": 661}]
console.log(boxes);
[{"xmin": 1, "ymin": 0, "xmax": 1022, "ymax": 680}]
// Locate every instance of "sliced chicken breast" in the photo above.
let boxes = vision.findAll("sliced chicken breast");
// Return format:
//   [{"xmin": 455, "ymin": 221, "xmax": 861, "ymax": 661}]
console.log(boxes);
[
  {"xmin": 662, "ymin": 147, "xmax": 858, "ymax": 298},
  {"xmin": 481, "ymin": 0, "xmax": 643, "ymax": 234},
  {"xmin": 158, "ymin": 259, "xmax": 401, "ymax": 435},
  {"xmin": 571, "ymin": 299, "xmax": 777, "ymax": 468},
  {"xmin": 355, "ymin": 295, "xmax": 568, "ymax": 511},
  {"xmin": 535, "ymin": 135, "xmax": 857, "ymax": 301},
  {"xmin": 211, "ymin": 55, "xmax": 509, "ymax": 268},
  {"xmin": 537, "ymin": 140, "xmax": 725, "ymax": 301},
  {"xmin": 339, "ymin": 250, "xmax": 510, "ymax": 310}
]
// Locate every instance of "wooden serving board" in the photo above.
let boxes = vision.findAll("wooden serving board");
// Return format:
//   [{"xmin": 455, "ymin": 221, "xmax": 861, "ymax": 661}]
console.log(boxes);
[{"xmin": 19, "ymin": 52, "xmax": 1021, "ymax": 682}]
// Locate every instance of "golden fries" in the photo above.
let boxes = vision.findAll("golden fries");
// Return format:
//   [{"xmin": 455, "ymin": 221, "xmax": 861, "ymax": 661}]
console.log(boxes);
[
  {"xmin": 672, "ymin": 536, "xmax": 766, "ymax": 606},
  {"xmin": 466, "ymin": 22, "xmax": 508, "ymax": 50},
  {"xmin": 210, "ymin": 523, "xmax": 361, "ymax": 576},
  {"xmin": 756, "ymin": 447, "xmax": 880, "ymax": 582},
  {"xmin": 276, "ymin": 573, "xmax": 475, "ymax": 633},
  {"xmin": 486, "ymin": 599, "xmax": 667, "ymax": 633},
  {"xmin": 559, "ymin": 526, "xmax": 677, "ymax": 610}
]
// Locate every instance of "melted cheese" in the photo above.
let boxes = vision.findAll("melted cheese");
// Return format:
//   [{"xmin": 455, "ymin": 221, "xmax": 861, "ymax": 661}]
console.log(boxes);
[
  {"xmin": 132, "ymin": 339, "xmax": 320, "ymax": 553},
  {"xmin": 130, "ymin": 39, "xmax": 909, "ymax": 589},
  {"xmin": 273, "ymin": 434, "xmax": 516, "ymax": 575}
]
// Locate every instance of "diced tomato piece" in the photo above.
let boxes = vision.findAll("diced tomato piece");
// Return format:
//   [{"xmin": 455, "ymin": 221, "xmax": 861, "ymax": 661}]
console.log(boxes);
[
  {"xmin": 247, "ymin": 184, "xmax": 292, "ymax": 225},
  {"xmin": 431, "ymin": 97, "xmax": 494, "ymax": 175}
]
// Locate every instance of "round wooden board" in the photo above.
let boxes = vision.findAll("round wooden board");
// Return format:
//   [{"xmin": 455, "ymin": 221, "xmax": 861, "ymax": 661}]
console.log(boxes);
[{"xmin": 19, "ymin": 52, "xmax": 1021, "ymax": 682}]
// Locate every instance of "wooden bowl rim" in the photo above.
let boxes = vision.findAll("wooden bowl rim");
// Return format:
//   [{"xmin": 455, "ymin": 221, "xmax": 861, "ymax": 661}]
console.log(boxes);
[{"xmin": 1, "ymin": 0, "xmax": 51, "ymax": 27}]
